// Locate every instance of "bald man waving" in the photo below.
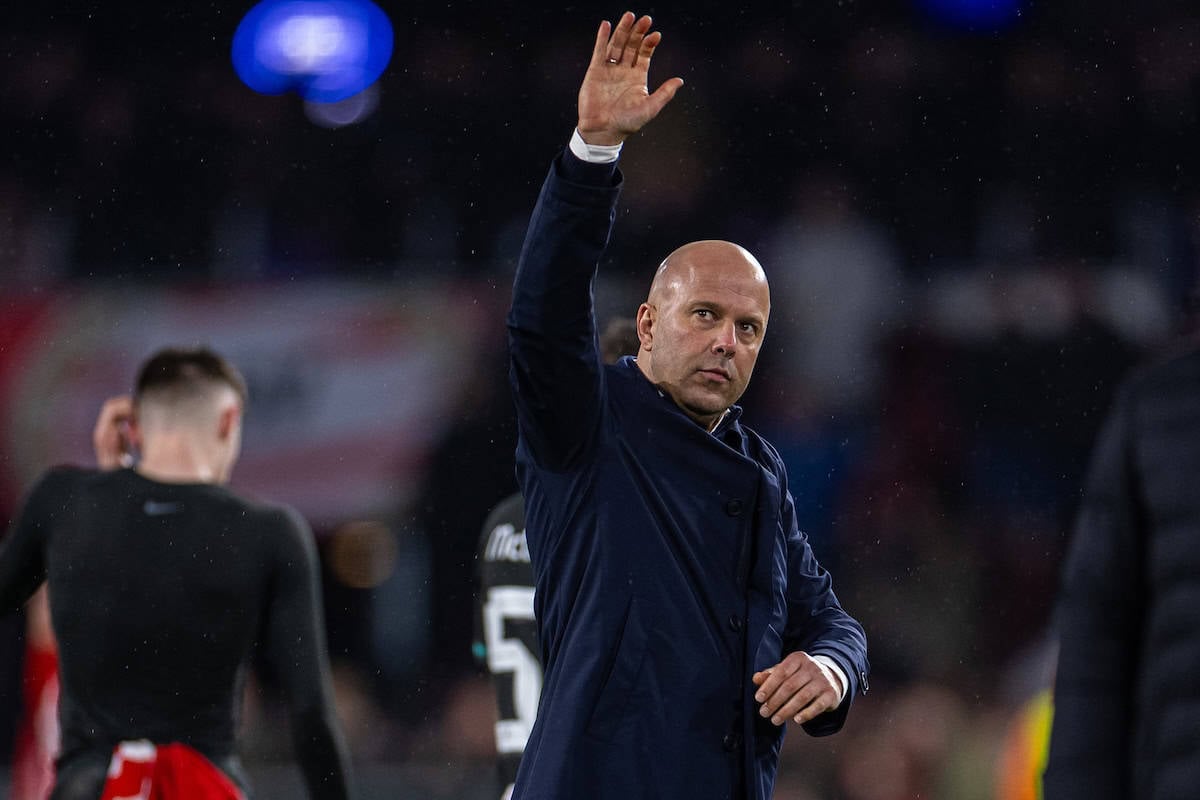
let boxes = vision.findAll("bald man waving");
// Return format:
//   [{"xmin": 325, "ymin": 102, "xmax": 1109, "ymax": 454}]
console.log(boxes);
[{"xmin": 506, "ymin": 12, "xmax": 869, "ymax": 800}]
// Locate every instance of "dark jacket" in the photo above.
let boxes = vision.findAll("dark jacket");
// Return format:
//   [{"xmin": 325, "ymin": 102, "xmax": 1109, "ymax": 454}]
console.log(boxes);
[
  {"xmin": 1045, "ymin": 343, "xmax": 1200, "ymax": 799},
  {"xmin": 506, "ymin": 151, "xmax": 869, "ymax": 800}
]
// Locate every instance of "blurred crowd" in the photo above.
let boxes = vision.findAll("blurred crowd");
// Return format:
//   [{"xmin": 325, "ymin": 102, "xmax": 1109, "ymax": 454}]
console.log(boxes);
[
  {"xmin": 4, "ymin": 0, "xmax": 1200, "ymax": 797},
  {"xmin": 4, "ymin": 1, "xmax": 1200, "ymax": 284}
]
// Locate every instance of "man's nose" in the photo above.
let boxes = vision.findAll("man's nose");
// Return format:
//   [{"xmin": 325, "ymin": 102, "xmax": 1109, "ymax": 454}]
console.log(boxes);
[{"xmin": 712, "ymin": 321, "xmax": 737, "ymax": 356}]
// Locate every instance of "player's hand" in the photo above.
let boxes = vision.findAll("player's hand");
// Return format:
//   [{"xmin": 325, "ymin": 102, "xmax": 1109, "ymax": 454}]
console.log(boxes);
[
  {"xmin": 93, "ymin": 395, "xmax": 137, "ymax": 469},
  {"xmin": 752, "ymin": 651, "xmax": 842, "ymax": 726},
  {"xmin": 577, "ymin": 11, "xmax": 683, "ymax": 146}
]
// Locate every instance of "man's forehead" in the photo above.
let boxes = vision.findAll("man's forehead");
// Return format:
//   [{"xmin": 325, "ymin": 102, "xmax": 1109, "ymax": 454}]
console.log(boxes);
[{"xmin": 668, "ymin": 261, "xmax": 769, "ymax": 307}]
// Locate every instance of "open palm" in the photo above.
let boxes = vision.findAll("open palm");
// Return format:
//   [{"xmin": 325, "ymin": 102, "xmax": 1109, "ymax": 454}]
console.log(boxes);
[{"xmin": 577, "ymin": 12, "xmax": 683, "ymax": 146}]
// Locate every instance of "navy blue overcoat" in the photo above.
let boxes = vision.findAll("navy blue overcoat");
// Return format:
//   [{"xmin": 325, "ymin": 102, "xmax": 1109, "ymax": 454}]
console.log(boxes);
[{"xmin": 507, "ymin": 151, "xmax": 869, "ymax": 800}]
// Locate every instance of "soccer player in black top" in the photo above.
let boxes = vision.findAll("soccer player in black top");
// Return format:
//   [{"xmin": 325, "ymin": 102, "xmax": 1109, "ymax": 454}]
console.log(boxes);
[
  {"xmin": 473, "ymin": 319, "xmax": 639, "ymax": 800},
  {"xmin": 0, "ymin": 347, "xmax": 353, "ymax": 800}
]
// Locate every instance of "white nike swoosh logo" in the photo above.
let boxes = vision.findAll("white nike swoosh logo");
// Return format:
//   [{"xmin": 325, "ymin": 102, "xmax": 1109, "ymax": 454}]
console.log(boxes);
[{"xmin": 143, "ymin": 500, "xmax": 182, "ymax": 516}]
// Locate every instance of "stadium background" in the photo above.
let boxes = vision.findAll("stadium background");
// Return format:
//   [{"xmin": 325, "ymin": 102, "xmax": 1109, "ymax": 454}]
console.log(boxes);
[{"xmin": 2, "ymin": 0, "xmax": 1198, "ymax": 796}]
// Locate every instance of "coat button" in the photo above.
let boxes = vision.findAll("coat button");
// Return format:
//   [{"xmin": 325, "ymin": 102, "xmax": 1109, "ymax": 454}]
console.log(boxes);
[
  {"xmin": 725, "ymin": 499, "xmax": 743, "ymax": 516},
  {"xmin": 722, "ymin": 733, "xmax": 741, "ymax": 752},
  {"xmin": 728, "ymin": 614, "xmax": 743, "ymax": 632}
]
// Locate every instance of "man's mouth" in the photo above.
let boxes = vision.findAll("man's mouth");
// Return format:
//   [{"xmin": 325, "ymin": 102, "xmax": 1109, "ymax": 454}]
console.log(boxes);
[{"xmin": 698, "ymin": 367, "xmax": 731, "ymax": 383}]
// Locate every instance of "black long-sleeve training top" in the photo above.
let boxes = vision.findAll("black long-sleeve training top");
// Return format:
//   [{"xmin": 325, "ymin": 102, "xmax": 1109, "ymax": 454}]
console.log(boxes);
[{"xmin": 0, "ymin": 466, "xmax": 352, "ymax": 800}]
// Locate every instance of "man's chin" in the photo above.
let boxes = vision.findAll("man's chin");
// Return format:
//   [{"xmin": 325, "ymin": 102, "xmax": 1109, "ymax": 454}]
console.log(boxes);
[{"xmin": 679, "ymin": 391, "xmax": 734, "ymax": 420}]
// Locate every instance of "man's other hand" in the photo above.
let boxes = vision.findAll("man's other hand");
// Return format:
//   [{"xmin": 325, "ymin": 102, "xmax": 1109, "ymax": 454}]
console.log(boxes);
[{"xmin": 752, "ymin": 651, "xmax": 842, "ymax": 726}]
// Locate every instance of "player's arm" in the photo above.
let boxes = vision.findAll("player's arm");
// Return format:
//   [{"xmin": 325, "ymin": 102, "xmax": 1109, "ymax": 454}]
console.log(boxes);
[
  {"xmin": 0, "ymin": 471, "xmax": 63, "ymax": 616},
  {"xmin": 506, "ymin": 13, "xmax": 681, "ymax": 470},
  {"xmin": 1043, "ymin": 381, "xmax": 1143, "ymax": 798},
  {"xmin": 261, "ymin": 508, "xmax": 354, "ymax": 800},
  {"xmin": 755, "ymin": 471, "xmax": 868, "ymax": 737}
]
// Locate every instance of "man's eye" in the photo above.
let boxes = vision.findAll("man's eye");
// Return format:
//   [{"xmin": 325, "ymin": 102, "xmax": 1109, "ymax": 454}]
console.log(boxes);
[{"xmin": 695, "ymin": 309, "xmax": 712, "ymax": 318}]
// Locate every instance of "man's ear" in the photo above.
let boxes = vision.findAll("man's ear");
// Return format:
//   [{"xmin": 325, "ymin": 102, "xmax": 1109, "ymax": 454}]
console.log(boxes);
[
  {"xmin": 217, "ymin": 404, "xmax": 242, "ymax": 442},
  {"xmin": 636, "ymin": 303, "xmax": 655, "ymax": 351}
]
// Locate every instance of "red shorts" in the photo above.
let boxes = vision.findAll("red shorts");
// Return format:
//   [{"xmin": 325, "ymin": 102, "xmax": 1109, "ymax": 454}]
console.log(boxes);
[{"xmin": 100, "ymin": 741, "xmax": 244, "ymax": 800}]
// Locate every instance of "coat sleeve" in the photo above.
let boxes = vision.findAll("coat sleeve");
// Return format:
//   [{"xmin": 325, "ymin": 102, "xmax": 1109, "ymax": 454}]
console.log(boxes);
[
  {"xmin": 1043, "ymin": 381, "xmax": 1143, "ymax": 800},
  {"xmin": 777, "ymin": 470, "xmax": 870, "ymax": 738},
  {"xmin": 261, "ymin": 507, "xmax": 355, "ymax": 800},
  {"xmin": 506, "ymin": 151, "xmax": 622, "ymax": 471}
]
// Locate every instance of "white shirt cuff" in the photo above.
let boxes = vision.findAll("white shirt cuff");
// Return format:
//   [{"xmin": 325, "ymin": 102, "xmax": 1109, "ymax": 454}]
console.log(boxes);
[
  {"xmin": 811, "ymin": 655, "xmax": 849, "ymax": 706},
  {"xmin": 569, "ymin": 128, "xmax": 622, "ymax": 163}
]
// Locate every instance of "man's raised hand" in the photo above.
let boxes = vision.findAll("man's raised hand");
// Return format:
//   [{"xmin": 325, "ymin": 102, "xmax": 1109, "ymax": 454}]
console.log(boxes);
[{"xmin": 577, "ymin": 11, "xmax": 684, "ymax": 146}]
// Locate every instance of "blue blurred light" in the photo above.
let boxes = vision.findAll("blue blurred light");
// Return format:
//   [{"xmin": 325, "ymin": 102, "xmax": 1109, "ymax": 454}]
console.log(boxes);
[
  {"xmin": 915, "ymin": 0, "xmax": 1023, "ymax": 31},
  {"xmin": 232, "ymin": 0, "xmax": 393, "ymax": 103}
]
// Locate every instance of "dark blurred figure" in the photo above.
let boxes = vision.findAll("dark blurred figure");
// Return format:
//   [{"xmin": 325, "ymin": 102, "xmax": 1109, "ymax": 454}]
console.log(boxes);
[
  {"xmin": 1044, "ymin": 339, "xmax": 1200, "ymax": 799},
  {"xmin": 411, "ymin": 341, "xmax": 518, "ymax": 712}
]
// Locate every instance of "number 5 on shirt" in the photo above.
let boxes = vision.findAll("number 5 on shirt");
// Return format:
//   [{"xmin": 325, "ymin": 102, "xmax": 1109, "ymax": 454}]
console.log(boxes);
[{"xmin": 483, "ymin": 586, "xmax": 542, "ymax": 753}]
